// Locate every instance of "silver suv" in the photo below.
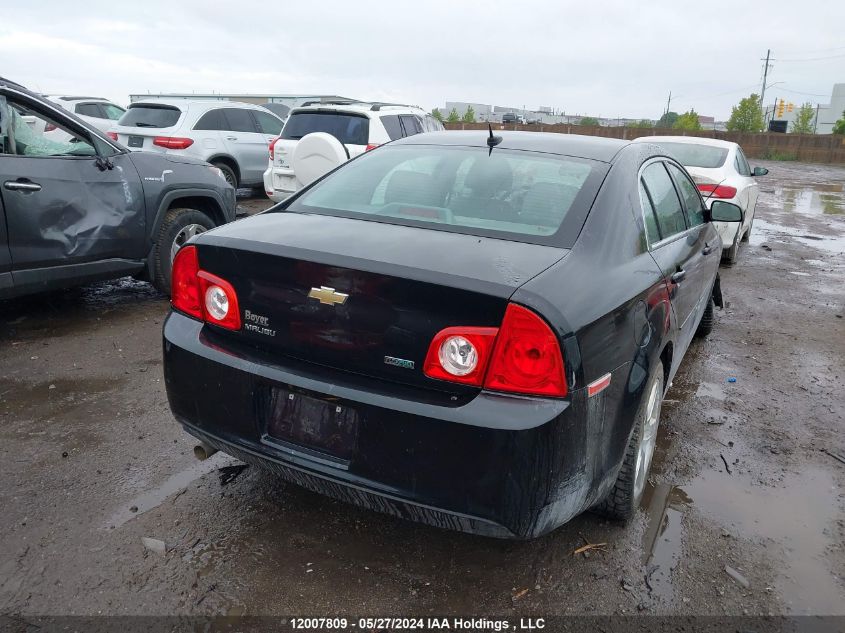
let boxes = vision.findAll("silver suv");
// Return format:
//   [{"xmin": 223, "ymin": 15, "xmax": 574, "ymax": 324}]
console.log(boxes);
[{"xmin": 109, "ymin": 100, "xmax": 284, "ymax": 189}]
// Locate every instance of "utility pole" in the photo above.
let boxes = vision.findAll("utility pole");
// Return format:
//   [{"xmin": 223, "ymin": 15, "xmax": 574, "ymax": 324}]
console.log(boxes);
[
  {"xmin": 665, "ymin": 91, "xmax": 672, "ymax": 115},
  {"xmin": 814, "ymin": 103, "xmax": 820, "ymax": 134},
  {"xmin": 759, "ymin": 49, "xmax": 772, "ymax": 131}
]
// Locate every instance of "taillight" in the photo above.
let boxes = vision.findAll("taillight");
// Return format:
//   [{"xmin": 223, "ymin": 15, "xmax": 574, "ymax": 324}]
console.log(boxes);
[
  {"xmin": 171, "ymin": 245, "xmax": 241, "ymax": 331},
  {"xmin": 106, "ymin": 131, "xmax": 118, "ymax": 141},
  {"xmin": 423, "ymin": 327, "xmax": 498, "ymax": 386},
  {"xmin": 44, "ymin": 123, "xmax": 57, "ymax": 132},
  {"xmin": 484, "ymin": 304, "xmax": 567, "ymax": 397},
  {"xmin": 423, "ymin": 304, "xmax": 568, "ymax": 397},
  {"xmin": 697, "ymin": 184, "xmax": 737, "ymax": 199},
  {"xmin": 365, "ymin": 143, "xmax": 381, "ymax": 151},
  {"xmin": 198, "ymin": 271, "xmax": 241, "ymax": 331},
  {"xmin": 153, "ymin": 136, "xmax": 194, "ymax": 150},
  {"xmin": 269, "ymin": 136, "xmax": 280, "ymax": 160},
  {"xmin": 171, "ymin": 246, "xmax": 202, "ymax": 320}
]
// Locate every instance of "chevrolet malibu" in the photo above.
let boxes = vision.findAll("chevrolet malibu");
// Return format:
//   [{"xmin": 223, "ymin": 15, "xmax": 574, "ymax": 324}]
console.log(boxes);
[{"xmin": 163, "ymin": 131, "xmax": 742, "ymax": 538}]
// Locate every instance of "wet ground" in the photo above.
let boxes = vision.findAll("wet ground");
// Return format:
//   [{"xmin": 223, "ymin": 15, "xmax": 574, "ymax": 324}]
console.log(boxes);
[{"xmin": 0, "ymin": 163, "xmax": 843, "ymax": 617}]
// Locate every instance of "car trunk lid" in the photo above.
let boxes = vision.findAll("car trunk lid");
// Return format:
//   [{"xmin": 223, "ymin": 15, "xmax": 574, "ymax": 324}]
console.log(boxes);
[{"xmin": 194, "ymin": 212, "xmax": 567, "ymax": 392}]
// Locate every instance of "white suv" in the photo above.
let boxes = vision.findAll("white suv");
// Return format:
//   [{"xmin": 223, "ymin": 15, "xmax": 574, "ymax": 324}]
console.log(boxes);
[
  {"xmin": 31, "ymin": 96, "xmax": 126, "ymax": 142},
  {"xmin": 263, "ymin": 102, "xmax": 443, "ymax": 202},
  {"xmin": 109, "ymin": 100, "xmax": 284, "ymax": 189}
]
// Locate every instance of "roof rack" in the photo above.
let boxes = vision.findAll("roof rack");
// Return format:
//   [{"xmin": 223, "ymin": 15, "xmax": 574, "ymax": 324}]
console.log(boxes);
[
  {"xmin": 369, "ymin": 102, "xmax": 419, "ymax": 111},
  {"xmin": 298, "ymin": 99, "xmax": 362, "ymax": 108},
  {"xmin": 55, "ymin": 96, "xmax": 107, "ymax": 101}
]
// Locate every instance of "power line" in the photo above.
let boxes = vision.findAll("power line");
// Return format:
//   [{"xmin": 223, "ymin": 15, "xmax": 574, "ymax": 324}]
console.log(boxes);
[
  {"xmin": 777, "ymin": 45, "xmax": 845, "ymax": 56},
  {"xmin": 777, "ymin": 87, "xmax": 830, "ymax": 97},
  {"xmin": 774, "ymin": 53, "xmax": 845, "ymax": 62}
]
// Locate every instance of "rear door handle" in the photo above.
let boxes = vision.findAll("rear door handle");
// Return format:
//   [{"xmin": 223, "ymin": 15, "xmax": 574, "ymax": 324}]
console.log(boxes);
[
  {"xmin": 670, "ymin": 269, "xmax": 686, "ymax": 283},
  {"xmin": 4, "ymin": 180, "xmax": 41, "ymax": 192},
  {"xmin": 226, "ymin": 136, "xmax": 238, "ymax": 141}
]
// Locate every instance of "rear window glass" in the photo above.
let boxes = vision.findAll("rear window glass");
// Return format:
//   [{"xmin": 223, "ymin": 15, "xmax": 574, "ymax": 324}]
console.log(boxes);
[
  {"xmin": 656, "ymin": 142, "xmax": 728, "ymax": 168},
  {"xmin": 284, "ymin": 145, "xmax": 604, "ymax": 246},
  {"xmin": 281, "ymin": 112, "xmax": 369, "ymax": 146},
  {"xmin": 119, "ymin": 104, "xmax": 181, "ymax": 128}
]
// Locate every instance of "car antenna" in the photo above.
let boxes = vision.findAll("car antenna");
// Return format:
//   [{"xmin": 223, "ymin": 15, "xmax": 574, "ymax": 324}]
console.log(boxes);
[
  {"xmin": 702, "ymin": 178, "xmax": 727, "ymax": 203},
  {"xmin": 487, "ymin": 122, "xmax": 502, "ymax": 156}
]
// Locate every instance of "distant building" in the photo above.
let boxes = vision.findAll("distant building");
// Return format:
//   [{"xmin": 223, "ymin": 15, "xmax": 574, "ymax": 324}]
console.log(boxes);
[
  {"xmin": 443, "ymin": 102, "xmax": 494, "ymax": 120},
  {"xmin": 767, "ymin": 83, "xmax": 845, "ymax": 134}
]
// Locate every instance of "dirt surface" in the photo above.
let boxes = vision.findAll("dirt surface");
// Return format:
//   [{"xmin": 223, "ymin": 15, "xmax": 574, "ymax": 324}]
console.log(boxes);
[{"xmin": 1, "ymin": 164, "xmax": 843, "ymax": 618}]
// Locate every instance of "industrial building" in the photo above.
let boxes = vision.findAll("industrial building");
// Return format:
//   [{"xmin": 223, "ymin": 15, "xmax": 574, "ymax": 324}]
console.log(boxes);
[{"xmin": 766, "ymin": 83, "xmax": 844, "ymax": 134}]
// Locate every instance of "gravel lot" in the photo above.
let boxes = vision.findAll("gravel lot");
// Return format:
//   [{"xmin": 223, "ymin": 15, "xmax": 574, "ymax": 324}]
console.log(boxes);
[{"xmin": 1, "ymin": 161, "xmax": 843, "ymax": 617}]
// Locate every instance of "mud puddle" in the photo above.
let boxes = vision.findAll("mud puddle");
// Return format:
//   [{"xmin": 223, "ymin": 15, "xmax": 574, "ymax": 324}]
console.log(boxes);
[
  {"xmin": 644, "ymin": 368, "xmax": 845, "ymax": 615},
  {"xmin": 749, "ymin": 218, "xmax": 845, "ymax": 255},
  {"xmin": 765, "ymin": 182, "xmax": 844, "ymax": 216},
  {"xmin": 106, "ymin": 452, "xmax": 235, "ymax": 529}
]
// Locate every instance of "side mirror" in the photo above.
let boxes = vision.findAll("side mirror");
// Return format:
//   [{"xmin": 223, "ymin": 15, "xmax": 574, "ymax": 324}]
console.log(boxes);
[
  {"xmin": 752, "ymin": 166, "xmax": 769, "ymax": 177},
  {"xmin": 710, "ymin": 200, "xmax": 743, "ymax": 222}
]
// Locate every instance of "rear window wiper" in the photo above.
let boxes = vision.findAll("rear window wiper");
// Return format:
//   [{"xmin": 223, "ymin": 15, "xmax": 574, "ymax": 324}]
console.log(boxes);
[{"xmin": 134, "ymin": 122, "xmax": 157, "ymax": 128}]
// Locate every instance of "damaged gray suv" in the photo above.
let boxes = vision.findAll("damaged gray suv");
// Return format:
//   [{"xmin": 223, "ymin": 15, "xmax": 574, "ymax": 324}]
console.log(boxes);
[{"xmin": 0, "ymin": 77, "xmax": 236, "ymax": 299}]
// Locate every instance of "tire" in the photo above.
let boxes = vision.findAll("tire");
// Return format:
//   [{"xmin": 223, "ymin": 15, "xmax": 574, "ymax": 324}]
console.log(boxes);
[
  {"xmin": 722, "ymin": 236, "xmax": 739, "ymax": 265},
  {"xmin": 212, "ymin": 162, "xmax": 238, "ymax": 189},
  {"xmin": 696, "ymin": 296, "xmax": 715, "ymax": 338},
  {"xmin": 741, "ymin": 215, "xmax": 753, "ymax": 243},
  {"xmin": 594, "ymin": 360, "xmax": 664, "ymax": 521},
  {"xmin": 152, "ymin": 207, "xmax": 215, "ymax": 295}
]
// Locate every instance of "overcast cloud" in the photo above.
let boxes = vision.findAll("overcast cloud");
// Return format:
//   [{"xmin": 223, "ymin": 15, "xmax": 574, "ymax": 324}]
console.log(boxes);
[{"xmin": 2, "ymin": 0, "xmax": 844, "ymax": 120}]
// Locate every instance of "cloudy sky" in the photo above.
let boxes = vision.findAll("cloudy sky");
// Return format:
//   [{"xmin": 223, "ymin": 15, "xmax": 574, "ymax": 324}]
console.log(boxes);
[{"xmin": 2, "ymin": 0, "xmax": 843, "ymax": 120}]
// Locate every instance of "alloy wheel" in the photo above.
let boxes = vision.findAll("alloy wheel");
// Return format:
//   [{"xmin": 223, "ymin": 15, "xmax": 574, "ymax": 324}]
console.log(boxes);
[
  {"xmin": 171, "ymin": 223, "xmax": 207, "ymax": 264},
  {"xmin": 633, "ymin": 379, "xmax": 661, "ymax": 499}
]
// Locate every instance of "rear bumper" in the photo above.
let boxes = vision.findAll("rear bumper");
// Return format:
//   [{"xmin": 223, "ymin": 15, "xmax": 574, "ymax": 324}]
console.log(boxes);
[
  {"xmin": 163, "ymin": 311, "xmax": 624, "ymax": 538},
  {"xmin": 263, "ymin": 165, "xmax": 298, "ymax": 202}
]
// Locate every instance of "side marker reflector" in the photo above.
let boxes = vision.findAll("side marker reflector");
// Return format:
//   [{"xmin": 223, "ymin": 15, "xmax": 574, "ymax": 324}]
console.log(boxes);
[{"xmin": 587, "ymin": 373, "xmax": 612, "ymax": 397}]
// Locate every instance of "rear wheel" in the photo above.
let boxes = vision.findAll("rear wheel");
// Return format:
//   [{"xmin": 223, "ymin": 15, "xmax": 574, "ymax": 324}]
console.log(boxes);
[
  {"xmin": 722, "ymin": 236, "xmax": 739, "ymax": 265},
  {"xmin": 212, "ymin": 162, "xmax": 238, "ymax": 189},
  {"xmin": 153, "ymin": 207, "xmax": 214, "ymax": 295},
  {"xmin": 741, "ymin": 215, "xmax": 753, "ymax": 243},
  {"xmin": 594, "ymin": 360, "xmax": 664, "ymax": 521},
  {"xmin": 696, "ymin": 296, "xmax": 715, "ymax": 338}
]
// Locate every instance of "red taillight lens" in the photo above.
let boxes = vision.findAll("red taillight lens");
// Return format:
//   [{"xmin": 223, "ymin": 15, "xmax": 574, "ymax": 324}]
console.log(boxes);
[
  {"xmin": 153, "ymin": 136, "xmax": 194, "ymax": 150},
  {"xmin": 423, "ymin": 304, "xmax": 568, "ymax": 397},
  {"xmin": 269, "ymin": 136, "xmax": 280, "ymax": 160},
  {"xmin": 106, "ymin": 131, "xmax": 118, "ymax": 141},
  {"xmin": 198, "ymin": 271, "xmax": 241, "ymax": 331},
  {"xmin": 365, "ymin": 143, "xmax": 381, "ymax": 151},
  {"xmin": 484, "ymin": 304, "xmax": 567, "ymax": 397},
  {"xmin": 44, "ymin": 123, "xmax": 57, "ymax": 132},
  {"xmin": 423, "ymin": 327, "xmax": 499, "ymax": 386},
  {"xmin": 171, "ymin": 246, "xmax": 241, "ymax": 331},
  {"xmin": 171, "ymin": 246, "xmax": 202, "ymax": 319},
  {"xmin": 697, "ymin": 184, "xmax": 737, "ymax": 199}
]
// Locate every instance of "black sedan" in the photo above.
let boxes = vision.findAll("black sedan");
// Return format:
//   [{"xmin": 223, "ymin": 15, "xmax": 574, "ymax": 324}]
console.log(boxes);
[{"xmin": 163, "ymin": 131, "xmax": 742, "ymax": 538}]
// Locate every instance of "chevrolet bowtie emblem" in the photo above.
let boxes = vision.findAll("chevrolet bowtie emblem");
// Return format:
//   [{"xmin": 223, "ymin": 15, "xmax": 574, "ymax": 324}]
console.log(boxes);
[{"xmin": 307, "ymin": 286, "xmax": 349, "ymax": 306}]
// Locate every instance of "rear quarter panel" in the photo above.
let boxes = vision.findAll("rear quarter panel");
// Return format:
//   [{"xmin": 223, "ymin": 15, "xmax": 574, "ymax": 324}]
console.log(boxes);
[{"xmin": 514, "ymin": 145, "xmax": 674, "ymax": 512}]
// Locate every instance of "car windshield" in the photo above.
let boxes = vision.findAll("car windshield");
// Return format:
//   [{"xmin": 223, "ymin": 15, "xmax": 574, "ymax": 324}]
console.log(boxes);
[
  {"xmin": 655, "ymin": 142, "xmax": 729, "ymax": 168},
  {"xmin": 284, "ymin": 144, "xmax": 602, "ymax": 246},
  {"xmin": 281, "ymin": 112, "xmax": 369, "ymax": 145},
  {"xmin": 118, "ymin": 104, "xmax": 181, "ymax": 128}
]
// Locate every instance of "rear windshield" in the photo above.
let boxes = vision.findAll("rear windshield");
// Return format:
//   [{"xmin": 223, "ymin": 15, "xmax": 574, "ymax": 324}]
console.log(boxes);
[
  {"xmin": 118, "ymin": 104, "xmax": 181, "ymax": 128},
  {"xmin": 283, "ymin": 144, "xmax": 605, "ymax": 246},
  {"xmin": 656, "ymin": 142, "xmax": 728, "ymax": 168},
  {"xmin": 281, "ymin": 112, "xmax": 369, "ymax": 146}
]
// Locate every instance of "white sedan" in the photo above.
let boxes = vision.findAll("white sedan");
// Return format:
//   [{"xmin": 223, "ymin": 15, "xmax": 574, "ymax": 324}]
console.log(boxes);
[{"xmin": 632, "ymin": 136, "xmax": 768, "ymax": 264}]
